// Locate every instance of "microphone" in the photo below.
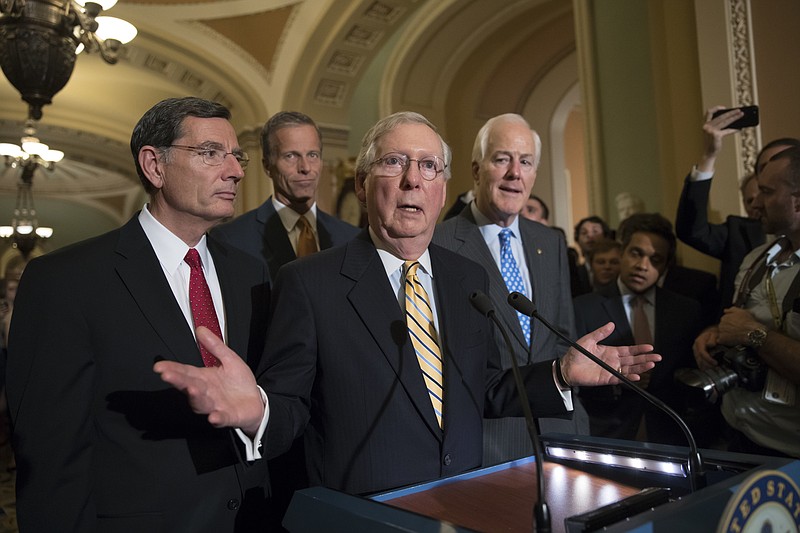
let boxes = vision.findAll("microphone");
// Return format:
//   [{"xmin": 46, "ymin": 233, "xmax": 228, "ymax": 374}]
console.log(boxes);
[
  {"xmin": 507, "ymin": 291, "xmax": 707, "ymax": 492},
  {"xmin": 470, "ymin": 290, "xmax": 551, "ymax": 533}
]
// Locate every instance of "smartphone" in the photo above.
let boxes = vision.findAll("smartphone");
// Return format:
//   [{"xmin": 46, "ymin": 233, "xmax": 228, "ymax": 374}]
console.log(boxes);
[{"xmin": 712, "ymin": 105, "xmax": 759, "ymax": 129}]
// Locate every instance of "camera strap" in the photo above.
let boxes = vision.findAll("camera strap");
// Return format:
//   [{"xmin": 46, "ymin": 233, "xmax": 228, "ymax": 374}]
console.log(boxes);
[{"xmin": 736, "ymin": 236, "xmax": 800, "ymax": 327}]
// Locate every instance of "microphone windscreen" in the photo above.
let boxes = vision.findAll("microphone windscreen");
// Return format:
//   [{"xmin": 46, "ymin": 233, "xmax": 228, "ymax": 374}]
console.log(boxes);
[
  {"xmin": 508, "ymin": 291, "xmax": 536, "ymax": 316},
  {"xmin": 469, "ymin": 291, "xmax": 495, "ymax": 317}
]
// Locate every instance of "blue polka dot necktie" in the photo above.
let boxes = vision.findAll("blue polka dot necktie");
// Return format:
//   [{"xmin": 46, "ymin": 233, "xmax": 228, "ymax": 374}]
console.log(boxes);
[
  {"xmin": 499, "ymin": 228, "xmax": 531, "ymax": 345},
  {"xmin": 185, "ymin": 248, "xmax": 222, "ymax": 367}
]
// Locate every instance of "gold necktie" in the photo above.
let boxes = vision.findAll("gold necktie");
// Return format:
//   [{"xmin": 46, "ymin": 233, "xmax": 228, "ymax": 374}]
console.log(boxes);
[
  {"xmin": 404, "ymin": 261, "xmax": 444, "ymax": 428},
  {"xmin": 295, "ymin": 216, "xmax": 317, "ymax": 257}
]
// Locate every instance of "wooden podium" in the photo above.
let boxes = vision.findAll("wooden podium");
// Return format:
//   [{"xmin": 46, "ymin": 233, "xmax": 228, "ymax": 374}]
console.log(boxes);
[{"xmin": 283, "ymin": 434, "xmax": 797, "ymax": 532}]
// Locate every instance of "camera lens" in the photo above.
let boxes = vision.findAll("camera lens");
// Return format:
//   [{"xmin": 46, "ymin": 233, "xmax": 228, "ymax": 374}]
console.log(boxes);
[{"xmin": 675, "ymin": 366, "xmax": 740, "ymax": 405}]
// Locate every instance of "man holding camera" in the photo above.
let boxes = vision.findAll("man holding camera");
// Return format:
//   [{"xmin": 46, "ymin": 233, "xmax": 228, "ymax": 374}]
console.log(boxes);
[{"xmin": 694, "ymin": 146, "xmax": 800, "ymax": 457}]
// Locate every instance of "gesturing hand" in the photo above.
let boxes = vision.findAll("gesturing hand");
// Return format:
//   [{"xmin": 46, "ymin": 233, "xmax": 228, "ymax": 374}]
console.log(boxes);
[
  {"xmin": 562, "ymin": 322, "xmax": 661, "ymax": 386},
  {"xmin": 153, "ymin": 326, "xmax": 265, "ymax": 436}
]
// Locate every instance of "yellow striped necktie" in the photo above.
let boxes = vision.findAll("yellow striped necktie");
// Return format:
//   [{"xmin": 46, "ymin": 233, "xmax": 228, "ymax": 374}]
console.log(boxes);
[{"xmin": 404, "ymin": 261, "xmax": 444, "ymax": 428}]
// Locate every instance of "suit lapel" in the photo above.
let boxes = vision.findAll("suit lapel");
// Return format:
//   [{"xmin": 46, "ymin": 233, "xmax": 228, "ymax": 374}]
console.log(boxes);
[
  {"xmin": 343, "ymin": 232, "xmax": 442, "ymax": 437},
  {"xmin": 520, "ymin": 222, "xmax": 544, "ymax": 352},
  {"xmin": 114, "ymin": 217, "xmax": 202, "ymax": 366},
  {"xmin": 430, "ymin": 245, "xmax": 473, "ymax": 436},
  {"xmin": 316, "ymin": 211, "xmax": 334, "ymax": 250},
  {"xmin": 453, "ymin": 211, "xmax": 530, "ymax": 351},
  {"xmin": 207, "ymin": 238, "xmax": 249, "ymax": 359},
  {"xmin": 598, "ymin": 284, "xmax": 634, "ymax": 344},
  {"xmin": 259, "ymin": 200, "xmax": 297, "ymax": 277}
]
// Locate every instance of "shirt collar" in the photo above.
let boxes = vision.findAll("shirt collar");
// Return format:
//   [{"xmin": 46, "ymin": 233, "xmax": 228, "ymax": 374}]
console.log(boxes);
[
  {"xmin": 138, "ymin": 204, "xmax": 210, "ymax": 275},
  {"xmin": 368, "ymin": 226, "xmax": 433, "ymax": 279},
  {"xmin": 470, "ymin": 201, "xmax": 522, "ymax": 242},
  {"xmin": 271, "ymin": 196, "xmax": 318, "ymax": 232},
  {"xmin": 617, "ymin": 277, "xmax": 656, "ymax": 304}
]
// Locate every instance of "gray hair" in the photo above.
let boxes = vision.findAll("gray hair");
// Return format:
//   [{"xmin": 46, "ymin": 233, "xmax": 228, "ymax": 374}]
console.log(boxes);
[
  {"xmin": 471, "ymin": 113, "xmax": 542, "ymax": 169},
  {"xmin": 355, "ymin": 111, "xmax": 452, "ymax": 187}
]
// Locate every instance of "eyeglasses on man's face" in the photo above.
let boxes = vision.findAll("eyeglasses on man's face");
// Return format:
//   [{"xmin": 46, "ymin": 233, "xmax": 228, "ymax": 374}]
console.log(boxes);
[
  {"xmin": 169, "ymin": 144, "xmax": 250, "ymax": 170},
  {"xmin": 371, "ymin": 152, "xmax": 446, "ymax": 181}
]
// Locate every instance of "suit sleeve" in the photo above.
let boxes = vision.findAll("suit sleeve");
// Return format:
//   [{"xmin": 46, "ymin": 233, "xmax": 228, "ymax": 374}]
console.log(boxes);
[
  {"xmin": 483, "ymin": 357, "xmax": 568, "ymax": 419},
  {"xmin": 553, "ymin": 233, "xmax": 578, "ymax": 354},
  {"xmin": 6, "ymin": 259, "xmax": 97, "ymax": 531},
  {"xmin": 675, "ymin": 175, "xmax": 729, "ymax": 258},
  {"xmin": 258, "ymin": 265, "xmax": 313, "ymax": 460}
]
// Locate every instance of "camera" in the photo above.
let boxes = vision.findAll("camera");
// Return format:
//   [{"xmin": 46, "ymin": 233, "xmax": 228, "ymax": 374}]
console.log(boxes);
[{"xmin": 675, "ymin": 345, "xmax": 767, "ymax": 405}]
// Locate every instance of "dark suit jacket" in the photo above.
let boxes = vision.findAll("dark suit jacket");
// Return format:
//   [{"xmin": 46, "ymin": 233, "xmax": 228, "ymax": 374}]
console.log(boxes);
[
  {"xmin": 259, "ymin": 230, "xmax": 568, "ymax": 495},
  {"xmin": 6, "ymin": 216, "xmax": 271, "ymax": 532},
  {"xmin": 433, "ymin": 207, "xmax": 588, "ymax": 465},
  {"xmin": 211, "ymin": 197, "xmax": 359, "ymax": 282},
  {"xmin": 675, "ymin": 175, "xmax": 764, "ymax": 309},
  {"xmin": 662, "ymin": 265, "xmax": 720, "ymax": 326},
  {"xmin": 573, "ymin": 283, "xmax": 702, "ymax": 445}
]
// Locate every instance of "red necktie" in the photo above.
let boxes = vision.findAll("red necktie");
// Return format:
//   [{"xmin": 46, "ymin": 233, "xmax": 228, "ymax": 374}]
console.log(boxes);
[{"xmin": 184, "ymin": 248, "xmax": 222, "ymax": 367}]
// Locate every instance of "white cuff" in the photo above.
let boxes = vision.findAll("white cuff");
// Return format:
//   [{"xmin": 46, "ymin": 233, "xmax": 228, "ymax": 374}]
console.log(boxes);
[
  {"xmin": 234, "ymin": 386, "xmax": 270, "ymax": 461},
  {"xmin": 690, "ymin": 166, "xmax": 714, "ymax": 182}
]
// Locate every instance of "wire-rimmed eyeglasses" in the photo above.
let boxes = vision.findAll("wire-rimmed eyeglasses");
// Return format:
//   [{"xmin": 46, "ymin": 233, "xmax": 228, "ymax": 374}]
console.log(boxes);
[
  {"xmin": 169, "ymin": 144, "xmax": 250, "ymax": 170},
  {"xmin": 371, "ymin": 153, "xmax": 446, "ymax": 181}
]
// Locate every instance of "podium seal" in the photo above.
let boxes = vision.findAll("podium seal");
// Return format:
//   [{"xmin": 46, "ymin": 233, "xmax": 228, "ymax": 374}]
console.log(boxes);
[{"xmin": 717, "ymin": 469, "xmax": 800, "ymax": 533}]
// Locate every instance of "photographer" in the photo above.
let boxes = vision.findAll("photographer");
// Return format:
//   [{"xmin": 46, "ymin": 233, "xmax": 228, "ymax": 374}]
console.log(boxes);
[{"xmin": 693, "ymin": 146, "xmax": 800, "ymax": 457}]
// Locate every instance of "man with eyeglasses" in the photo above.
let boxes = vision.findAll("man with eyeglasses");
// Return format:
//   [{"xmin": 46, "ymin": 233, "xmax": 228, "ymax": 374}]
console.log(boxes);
[
  {"xmin": 212, "ymin": 111, "xmax": 358, "ymax": 281},
  {"xmin": 154, "ymin": 111, "xmax": 659, "ymax": 497},
  {"xmin": 6, "ymin": 97, "xmax": 271, "ymax": 531},
  {"xmin": 433, "ymin": 113, "xmax": 589, "ymax": 466}
]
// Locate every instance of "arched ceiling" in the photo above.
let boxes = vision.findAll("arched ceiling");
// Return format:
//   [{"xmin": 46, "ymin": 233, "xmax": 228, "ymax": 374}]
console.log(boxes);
[{"xmin": 0, "ymin": 0, "xmax": 578, "ymax": 249}]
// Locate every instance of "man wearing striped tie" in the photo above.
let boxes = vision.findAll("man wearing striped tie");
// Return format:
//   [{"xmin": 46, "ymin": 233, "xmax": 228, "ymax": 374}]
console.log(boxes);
[{"xmin": 156, "ymin": 111, "xmax": 661, "ymax": 497}]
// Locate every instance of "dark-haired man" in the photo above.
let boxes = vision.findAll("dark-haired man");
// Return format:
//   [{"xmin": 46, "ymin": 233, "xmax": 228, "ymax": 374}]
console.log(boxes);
[
  {"xmin": 675, "ymin": 105, "xmax": 800, "ymax": 310},
  {"xmin": 7, "ymin": 97, "xmax": 271, "ymax": 531},
  {"xmin": 572, "ymin": 215, "xmax": 613, "ymax": 296},
  {"xmin": 575, "ymin": 213, "xmax": 702, "ymax": 444},
  {"xmin": 694, "ymin": 146, "xmax": 800, "ymax": 457}
]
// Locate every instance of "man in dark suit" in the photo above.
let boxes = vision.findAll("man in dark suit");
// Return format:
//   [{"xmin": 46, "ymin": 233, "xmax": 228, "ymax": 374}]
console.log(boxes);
[
  {"xmin": 575, "ymin": 213, "xmax": 704, "ymax": 445},
  {"xmin": 155, "ymin": 111, "xmax": 660, "ymax": 496},
  {"xmin": 675, "ymin": 106, "xmax": 800, "ymax": 310},
  {"xmin": 433, "ymin": 113, "xmax": 588, "ymax": 467},
  {"xmin": 211, "ymin": 111, "xmax": 358, "ymax": 280},
  {"xmin": 571, "ymin": 216, "xmax": 614, "ymax": 297},
  {"xmin": 211, "ymin": 111, "xmax": 357, "ymax": 528},
  {"xmin": 6, "ymin": 98, "xmax": 271, "ymax": 531}
]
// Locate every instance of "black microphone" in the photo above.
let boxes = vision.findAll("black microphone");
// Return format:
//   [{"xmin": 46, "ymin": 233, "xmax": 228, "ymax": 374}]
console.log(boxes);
[
  {"xmin": 507, "ymin": 291, "xmax": 707, "ymax": 492},
  {"xmin": 470, "ymin": 290, "xmax": 551, "ymax": 533}
]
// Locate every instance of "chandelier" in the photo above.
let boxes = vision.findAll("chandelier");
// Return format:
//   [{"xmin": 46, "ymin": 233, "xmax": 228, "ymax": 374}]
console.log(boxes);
[
  {"xmin": 0, "ymin": 123, "xmax": 60, "ymax": 257},
  {"xmin": 0, "ymin": 0, "xmax": 137, "ymax": 121}
]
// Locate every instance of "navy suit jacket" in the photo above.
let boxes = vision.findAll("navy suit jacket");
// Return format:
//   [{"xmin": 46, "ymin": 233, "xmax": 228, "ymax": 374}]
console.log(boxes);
[
  {"xmin": 675, "ymin": 175, "xmax": 764, "ymax": 309},
  {"xmin": 7, "ymin": 216, "xmax": 271, "ymax": 532},
  {"xmin": 211, "ymin": 197, "xmax": 359, "ymax": 282},
  {"xmin": 573, "ymin": 283, "xmax": 701, "ymax": 444},
  {"xmin": 433, "ymin": 208, "xmax": 589, "ymax": 466},
  {"xmin": 259, "ymin": 230, "xmax": 568, "ymax": 495}
]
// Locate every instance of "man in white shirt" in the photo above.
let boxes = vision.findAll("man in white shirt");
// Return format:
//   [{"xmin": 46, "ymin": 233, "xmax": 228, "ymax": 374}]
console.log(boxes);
[
  {"xmin": 694, "ymin": 146, "xmax": 800, "ymax": 457},
  {"xmin": 212, "ymin": 111, "xmax": 358, "ymax": 281},
  {"xmin": 6, "ymin": 97, "xmax": 271, "ymax": 532},
  {"xmin": 154, "ymin": 111, "xmax": 661, "ymax": 496},
  {"xmin": 575, "ymin": 213, "xmax": 703, "ymax": 445}
]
